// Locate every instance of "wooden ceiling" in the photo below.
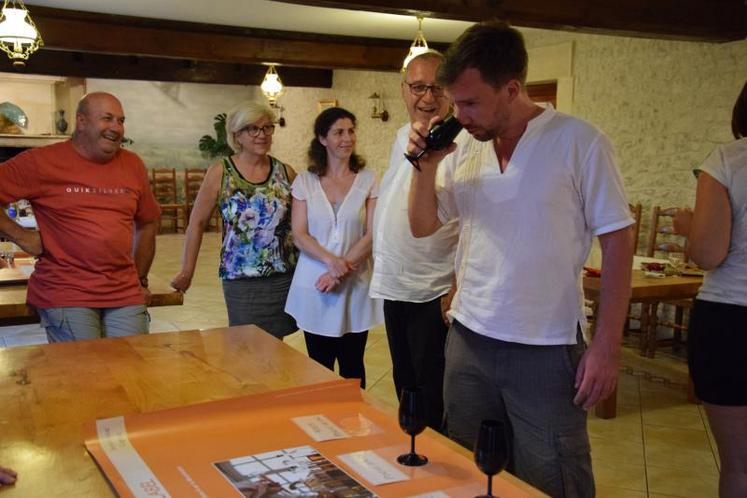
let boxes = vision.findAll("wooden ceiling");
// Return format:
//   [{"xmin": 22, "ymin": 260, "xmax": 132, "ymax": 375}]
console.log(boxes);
[
  {"xmin": 279, "ymin": 0, "xmax": 746, "ymax": 42},
  {"xmin": 1, "ymin": 2, "xmax": 743, "ymax": 85}
]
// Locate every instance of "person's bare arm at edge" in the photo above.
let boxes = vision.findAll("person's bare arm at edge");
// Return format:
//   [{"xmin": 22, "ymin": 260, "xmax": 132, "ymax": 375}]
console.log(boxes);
[
  {"xmin": 171, "ymin": 163, "xmax": 222, "ymax": 293},
  {"xmin": 574, "ymin": 226, "xmax": 633, "ymax": 409},
  {"xmin": 407, "ymin": 118, "xmax": 456, "ymax": 238}
]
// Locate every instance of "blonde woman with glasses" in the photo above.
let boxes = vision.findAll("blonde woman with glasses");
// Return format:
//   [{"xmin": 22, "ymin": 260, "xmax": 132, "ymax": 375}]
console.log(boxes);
[{"xmin": 173, "ymin": 101, "xmax": 298, "ymax": 338}]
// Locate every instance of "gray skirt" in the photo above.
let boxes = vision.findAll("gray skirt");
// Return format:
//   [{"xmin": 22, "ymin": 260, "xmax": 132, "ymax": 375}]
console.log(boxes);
[{"xmin": 221, "ymin": 272, "xmax": 297, "ymax": 338}]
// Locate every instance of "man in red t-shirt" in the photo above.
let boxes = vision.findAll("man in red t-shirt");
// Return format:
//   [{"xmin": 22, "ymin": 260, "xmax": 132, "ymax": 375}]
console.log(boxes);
[{"xmin": 0, "ymin": 92, "xmax": 160, "ymax": 342}]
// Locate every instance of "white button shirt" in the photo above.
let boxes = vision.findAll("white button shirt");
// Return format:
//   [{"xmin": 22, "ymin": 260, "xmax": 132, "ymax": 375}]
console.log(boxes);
[
  {"xmin": 437, "ymin": 107, "xmax": 633, "ymax": 345},
  {"xmin": 370, "ymin": 124, "xmax": 460, "ymax": 302}
]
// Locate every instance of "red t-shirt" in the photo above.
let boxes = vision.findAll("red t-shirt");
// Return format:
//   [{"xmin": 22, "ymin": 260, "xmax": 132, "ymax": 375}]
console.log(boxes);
[{"xmin": 0, "ymin": 141, "xmax": 160, "ymax": 308}]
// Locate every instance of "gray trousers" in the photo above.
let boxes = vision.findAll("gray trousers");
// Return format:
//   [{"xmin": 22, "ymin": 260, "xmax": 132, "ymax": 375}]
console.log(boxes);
[
  {"xmin": 39, "ymin": 305, "xmax": 149, "ymax": 342},
  {"xmin": 444, "ymin": 320, "xmax": 594, "ymax": 498}
]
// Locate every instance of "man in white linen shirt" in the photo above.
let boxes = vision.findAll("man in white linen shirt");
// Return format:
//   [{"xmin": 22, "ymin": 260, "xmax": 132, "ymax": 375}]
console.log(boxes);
[
  {"xmin": 407, "ymin": 21, "xmax": 634, "ymax": 497},
  {"xmin": 370, "ymin": 50, "xmax": 459, "ymax": 432}
]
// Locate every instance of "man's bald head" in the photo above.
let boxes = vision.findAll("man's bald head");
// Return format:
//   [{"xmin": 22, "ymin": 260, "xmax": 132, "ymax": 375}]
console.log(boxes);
[{"xmin": 72, "ymin": 92, "xmax": 126, "ymax": 163}]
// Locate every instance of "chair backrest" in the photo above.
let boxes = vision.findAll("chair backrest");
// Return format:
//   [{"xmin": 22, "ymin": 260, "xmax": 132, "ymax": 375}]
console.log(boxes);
[
  {"xmin": 629, "ymin": 202, "xmax": 642, "ymax": 255},
  {"xmin": 151, "ymin": 168, "xmax": 178, "ymax": 204},
  {"xmin": 184, "ymin": 168, "xmax": 207, "ymax": 207},
  {"xmin": 646, "ymin": 205, "xmax": 687, "ymax": 257}
]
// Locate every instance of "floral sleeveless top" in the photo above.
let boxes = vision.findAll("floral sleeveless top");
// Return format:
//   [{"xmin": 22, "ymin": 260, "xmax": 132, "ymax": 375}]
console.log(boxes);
[{"xmin": 218, "ymin": 155, "xmax": 297, "ymax": 280}]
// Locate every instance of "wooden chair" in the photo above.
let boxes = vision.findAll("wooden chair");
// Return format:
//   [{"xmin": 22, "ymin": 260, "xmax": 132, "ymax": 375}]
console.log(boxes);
[
  {"xmin": 629, "ymin": 202, "xmax": 642, "ymax": 255},
  {"xmin": 184, "ymin": 168, "xmax": 220, "ymax": 232},
  {"xmin": 647, "ymin": 206, "xmax": 687, "ymax": 258},
  {"xmin": 642, "ymin": 205, "xmax": 691, "ymax": 357},
  {"xmin": 151, "ymin": 168, "xmax": 185, "ymax": 233},
  {"xmin": 624, "ymin": 203, "xmax": 644, "ymax": 334}
]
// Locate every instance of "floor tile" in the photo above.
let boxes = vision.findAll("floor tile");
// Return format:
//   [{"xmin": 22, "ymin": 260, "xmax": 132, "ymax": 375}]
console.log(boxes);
[
  {"xmin": 0, "ymin": 324, "xmax": 46, "ymax": 347},
  {"xmin": 646, "ymin": 465, "xmax": 719, "ymax": 498},
  {"xmin": 588, "ymin": 410, "xmax": 644, "ymax": 440},
  {"xmin": 639, "ymin": 385, "xmax": 713, "ymax": 448},
  {"xmin": 595, "ymin": 486, "xmax": 648, "ymax": 498},
  {"xmin": 594, "ymin": 461, "xmax": 647, "ymax": 491},
  {"xmin": 644, "ymin": 425, "xmax": 719, "ymax": 474},
  {"xmin": 697, "ymin": 405, "xmax": 721, "ymax": 471},
  {"xmin": 590, "ymin": 434, "xmax": 646, "ymax": 467}
]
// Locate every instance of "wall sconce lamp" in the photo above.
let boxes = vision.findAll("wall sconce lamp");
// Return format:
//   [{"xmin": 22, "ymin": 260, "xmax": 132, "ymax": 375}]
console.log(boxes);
[
  {"xmin": 273, "ymin": 104, "xmax": 287, "ymax": 128},
  {"xmin": 260, "ymin": 64, "xmax": 286, "ymax": 126},
  {"xmin": 0, "ymin": 0, "xmax": 43, "ymax": 67},
  {"xmin": 369, "ymin": 93, "xmax": 389, "ymax": 122},
  {"xmin": 402, "ymin": 16, "xmax": 429, "ymax": 71}
]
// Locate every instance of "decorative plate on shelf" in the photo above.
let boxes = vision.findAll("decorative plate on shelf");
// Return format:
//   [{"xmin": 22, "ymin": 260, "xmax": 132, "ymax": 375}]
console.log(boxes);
[{"xmin": 0, "ymin": 102, "xmax": 29, "ymax": 134}]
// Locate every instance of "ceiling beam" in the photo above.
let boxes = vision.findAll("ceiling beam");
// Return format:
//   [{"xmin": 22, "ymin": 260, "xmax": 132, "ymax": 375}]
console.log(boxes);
[
  {"xmin": 21, "ymin": 6, "xmax": 443, "ymax": 72},
  {"xmin": 0, "ymin": 49, "xmax": 333, "ymax": 87},
  {"xmin": 276, "ymin": 0, "xmax": 747, "ymax": 42}
]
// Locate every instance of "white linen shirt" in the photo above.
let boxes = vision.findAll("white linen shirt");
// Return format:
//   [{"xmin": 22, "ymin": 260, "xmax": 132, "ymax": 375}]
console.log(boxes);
[
  {"xmin": 285, "ymin": 169, "xmax": 384, "ymax": 337},
  {"xmin": 437, "ymin": 106, "xmax": 633, "ymax": 345},
  {"xmin": 370, "ymin": 124, "xmax": 460, "ymax": 302},
  {"xmin": 697, "ymin": 137, "xmax": 747, "ymax": 306}
]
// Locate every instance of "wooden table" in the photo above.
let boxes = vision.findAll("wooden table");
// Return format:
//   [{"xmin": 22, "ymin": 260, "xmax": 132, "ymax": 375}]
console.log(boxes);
[
  {"xmin": 0, "ymin": 326, "xmax": 543, "ymax": 497},
  {"xmin": 0, "ymin": 274, "xmax": 183, "ymax": 326},
  {"xmin": 584, "ymin": 269, "xmax": 703, "ymax": 418}
]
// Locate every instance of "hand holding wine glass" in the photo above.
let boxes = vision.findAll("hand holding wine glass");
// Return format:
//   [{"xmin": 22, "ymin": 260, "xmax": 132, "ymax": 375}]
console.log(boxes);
[
  {"xmin": 397, "ymin": 386, "xmax": 429, "ymax": 466},
  {"xmin": 474, "ymin": 419, "xmax": 509, "ymax": 498}
]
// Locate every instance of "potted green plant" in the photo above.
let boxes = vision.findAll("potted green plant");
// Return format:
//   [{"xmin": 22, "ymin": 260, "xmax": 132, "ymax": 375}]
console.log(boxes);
[{"xmin": 198, "ymin": 113, "xmax": 233, "ymax": 159}]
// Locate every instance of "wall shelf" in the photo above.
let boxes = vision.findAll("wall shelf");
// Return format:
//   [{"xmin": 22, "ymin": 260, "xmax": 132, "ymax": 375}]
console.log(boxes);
[{"xmin": 0, "ymin": 134, "xmax": 69, "ymax": 148}]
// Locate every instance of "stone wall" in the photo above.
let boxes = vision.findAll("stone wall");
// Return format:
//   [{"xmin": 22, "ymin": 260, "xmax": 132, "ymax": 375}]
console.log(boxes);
[{"xmin": 520, "ymin": 29, "xmax": 746, "ymax": 250}]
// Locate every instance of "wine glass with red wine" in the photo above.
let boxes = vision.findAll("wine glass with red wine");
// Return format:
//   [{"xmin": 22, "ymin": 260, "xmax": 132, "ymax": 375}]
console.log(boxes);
[
  {"xmin": 397, "ymin": 386, "xmax": 428, "ymax": 466},
  {"xmin": 474, "ymin": 419, "xmax": 509, "ymax": 498}
]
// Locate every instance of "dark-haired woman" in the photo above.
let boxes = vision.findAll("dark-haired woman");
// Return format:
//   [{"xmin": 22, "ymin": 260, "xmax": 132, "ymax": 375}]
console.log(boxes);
[
  {"xmin": 674, "ymin": 80, "xmax": 747, "ymax": 498},
  {"xmin": 285, "ymin": 107, "xmax": 383, "ymax": 387}
]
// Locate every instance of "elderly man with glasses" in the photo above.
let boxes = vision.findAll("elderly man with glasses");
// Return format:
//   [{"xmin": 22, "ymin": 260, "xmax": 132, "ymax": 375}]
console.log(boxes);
[{"xmin": 370, "ymin": 50, "xmax": 461, "ymax": 432}]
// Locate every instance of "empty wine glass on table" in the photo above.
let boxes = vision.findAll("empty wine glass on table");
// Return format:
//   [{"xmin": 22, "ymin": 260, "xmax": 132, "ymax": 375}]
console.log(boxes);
[
  {"xmin": 397, "ymin": 386, "xmax": 428, "ymax": 466},
  {"xmin": 474, "ymin": 419, "xmax": 509, "ymax": 498}
]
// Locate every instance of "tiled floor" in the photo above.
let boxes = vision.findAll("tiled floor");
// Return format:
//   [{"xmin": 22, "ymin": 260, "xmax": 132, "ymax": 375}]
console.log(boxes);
[{"xmin": 0, "ymin": 233, "xmax": 720, "ymax": 497}]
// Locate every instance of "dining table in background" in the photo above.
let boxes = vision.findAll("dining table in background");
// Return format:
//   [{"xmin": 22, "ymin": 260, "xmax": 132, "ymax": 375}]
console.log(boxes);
[
  {"xmin": 584, "ymin": 269, "xmax": 704, "ymax": 419},
  {"xmin": 0, "ymin": 325, "xmax": 545, "ymax": 497},
  {"xmin": 0, "ymin": 258, "xmax": 183, "ymax": 326}
]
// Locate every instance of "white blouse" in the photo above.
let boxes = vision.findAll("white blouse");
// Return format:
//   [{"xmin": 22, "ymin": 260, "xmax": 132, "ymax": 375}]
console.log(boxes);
[
  {"xmin": 285, "ymin": 169, "xmax": 384, "ymax": 337},
  {"xmin": 697, "ymin": 138, "xmax": 747, "ymax": 306}
]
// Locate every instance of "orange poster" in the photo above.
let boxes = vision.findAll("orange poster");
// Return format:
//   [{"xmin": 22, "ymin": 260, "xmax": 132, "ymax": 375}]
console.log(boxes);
[{"xmin": 84, "ymin": 380, "xmax": 539, "ymax": 497}]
